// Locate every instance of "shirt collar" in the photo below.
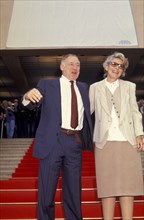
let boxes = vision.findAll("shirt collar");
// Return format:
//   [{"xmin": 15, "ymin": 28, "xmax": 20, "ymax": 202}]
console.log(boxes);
[
  {"xmin": 105, "ymin": 78, "xmax": 119, "ymax": 88},
  {"xmin": 61, "ymin": 75, "xmax": 76, "ymax": 85}
]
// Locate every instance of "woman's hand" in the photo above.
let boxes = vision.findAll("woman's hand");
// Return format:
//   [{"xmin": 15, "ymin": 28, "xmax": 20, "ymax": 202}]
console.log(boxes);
[{"xmin": 136, "ymin": 135, "xmax": 144, "ymax": 152}]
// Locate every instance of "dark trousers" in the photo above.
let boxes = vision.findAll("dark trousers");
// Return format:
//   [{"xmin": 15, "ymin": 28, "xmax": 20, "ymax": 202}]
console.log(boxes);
[{"xmin": 38, "ymin": 132, "xmax": 83, "ymax": 220}]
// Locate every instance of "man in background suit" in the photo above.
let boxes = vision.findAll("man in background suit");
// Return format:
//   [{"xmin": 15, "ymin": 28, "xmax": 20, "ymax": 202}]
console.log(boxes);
[{"xmin": 22, "ymin": 54, "xmax": 93, "ymax": 220}]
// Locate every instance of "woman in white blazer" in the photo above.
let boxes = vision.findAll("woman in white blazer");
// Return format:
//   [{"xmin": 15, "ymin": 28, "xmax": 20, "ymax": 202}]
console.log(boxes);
[{"xmin": 89, "ymin": 52, "xmax": 144, "ymax": 220}]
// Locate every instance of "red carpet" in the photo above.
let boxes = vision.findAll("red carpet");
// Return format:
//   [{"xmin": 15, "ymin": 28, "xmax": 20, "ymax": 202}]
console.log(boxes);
[{"xmin": 0, "ymin": 140, "xmax": 144, "ymax": 219}]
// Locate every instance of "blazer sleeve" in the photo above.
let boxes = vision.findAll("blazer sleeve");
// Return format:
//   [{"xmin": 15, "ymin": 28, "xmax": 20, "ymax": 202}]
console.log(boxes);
[
  {"xmin": 78, "ymin": 113, "xmax": 94, "ymax": 151},
  {"xmin": 129, "ymin": 83, "xmax": 143, "ymax": 135},
  {"xmin": 89, "ymin": 83, "xmax": 96, "ymax": 114}
]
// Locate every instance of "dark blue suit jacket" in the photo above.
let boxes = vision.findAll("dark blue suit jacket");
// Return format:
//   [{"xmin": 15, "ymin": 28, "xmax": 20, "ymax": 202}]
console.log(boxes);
[{"xmin": 28, "ymin": 78, "xmax": 93, "ymax": 159}]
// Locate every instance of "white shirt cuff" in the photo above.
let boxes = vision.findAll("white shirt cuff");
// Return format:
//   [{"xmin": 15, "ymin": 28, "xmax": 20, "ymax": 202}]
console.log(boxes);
[{"xmin": 22, "ymin": 96, "xmax": 30, "ymax": 106}]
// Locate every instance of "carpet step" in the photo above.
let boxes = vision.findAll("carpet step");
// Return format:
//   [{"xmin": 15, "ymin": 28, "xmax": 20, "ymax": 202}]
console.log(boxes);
[
  {"xmin": 0, "ymin": 202, "xmax": 143, "ymax": 219},
  {"xmin": 0, "ymin": 141, "xmax": 143, "ymax": 219},
  {"xmin": 1, "ymin": 218, "xmax": 144, "ymax": 220},
  {"xmin": 15, "ymin": 161, "xmax": 94, "ymax": 166},
  {"xmin": 1, "ymin": 188, "xmax": 144, "ymax": 203},
  {"xmin": 8, "ymin": 160, "xmax": 95, "ymax": 166},
  {"xmin": 1, "ymin": 176, "xmax": 143, "ymax": 189},
  {"xmin": 15, "ymin": 164, "xmax": 95, "ymax": 169},
  {"xmin": 0, "ymin": 189, "xmax": 98, "ymax": 203},
  {"xmin": 12, "ymin": 171, "xmax": 96, "ymax": 178},
  {"xmin": 14, "ymin": 166, "xmax": 95, "ymax": 171},
  {"xmin": 0, "ymin": 177, "xmax": 96, "ymax": 189}
]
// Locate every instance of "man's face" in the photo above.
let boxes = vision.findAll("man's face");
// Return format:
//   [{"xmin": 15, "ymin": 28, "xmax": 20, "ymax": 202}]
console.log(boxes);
[{"xmin": 60, "ymin": 55, "xmax": 80, "ymax": 81}]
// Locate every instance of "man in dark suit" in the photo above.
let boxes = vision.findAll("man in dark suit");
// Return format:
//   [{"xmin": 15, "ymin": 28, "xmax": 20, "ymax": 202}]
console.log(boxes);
[{"xmin": 22, "ymin": 54, "xmax": 93, "ymax": 220}]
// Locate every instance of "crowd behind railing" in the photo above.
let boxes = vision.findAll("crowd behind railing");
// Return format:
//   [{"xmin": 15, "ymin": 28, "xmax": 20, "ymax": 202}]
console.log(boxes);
[
  {"xmin": 0, "ymin": 98, "xmax": 144, "ymax": 139},
  {"xmin": 0, "ymin": 99, "xmax": 40, "ymax": 139}
]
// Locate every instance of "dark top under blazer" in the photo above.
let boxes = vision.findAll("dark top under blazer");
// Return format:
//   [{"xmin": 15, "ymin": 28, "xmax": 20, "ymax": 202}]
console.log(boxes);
[{"xmin": 27, "ymin": 78, "xmax": 93, "ymax": 159}]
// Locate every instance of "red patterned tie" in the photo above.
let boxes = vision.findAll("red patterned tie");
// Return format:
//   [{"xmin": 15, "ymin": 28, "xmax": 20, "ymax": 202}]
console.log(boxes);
[{"xmin": 70, "ymin": 81, "xmax": 78, "ymax": 129}]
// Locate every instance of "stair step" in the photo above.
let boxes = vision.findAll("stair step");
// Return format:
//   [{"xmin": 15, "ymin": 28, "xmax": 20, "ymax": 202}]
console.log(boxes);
[
  {"xmin": 0, "ymin": 156, "xmax": 27, "ymax": 159},
  {"xmin": 0, "ymin": 138, "xmax": 33, "ymax": 142},
  {"xmin": 12, "ymin": 171, "xmax": 96, "ymax": 178},
  {"xmin": 0, "ymin": 153, "xmax": 28, "ymax": 157},
  {"xmin": 0, "ymin": 159, "xmax": 23, "ymax": 163},
  {"xmin": 0, "ymin": 175, "xmax": 12, "ymax": 180},
  {"xmin": 1, "ymin": 188, "xmax": 144, "ymax": 203},
  {"xmin": 0, "ymin": 161, "xmax": 22, "ymax": 165},
  {"xmin": 0, "ymin": 147, "xmax": 30, "ymax": 150},
  {"xmin": 1, "ymin": 218, "xmax": 144, "ymax": 220},
  {"xmin": 0, "ymin": 139, "xmax": 144, "ymax": 219},
  {"xmin": 0, "ymin": 177, "xmax": 96, "ymax": 189},
  {"xmin": 0, "ymin": 189, "xmax": 98, "ymax": 203},
  {"xmin": 0, "ymin": 202, "xmax": 143, "ymax": 219},
  {"xmin": 0, "ymin": 170, "xmax": 16, "ymax": 175},
  {"xmin": 0, "ymin": 167, "xmax": 17, "ymax": 172}
]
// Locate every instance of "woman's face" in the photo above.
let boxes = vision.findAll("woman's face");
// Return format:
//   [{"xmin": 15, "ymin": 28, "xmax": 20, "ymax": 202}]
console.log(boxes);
[{"xmin": 105, "ymin": 58, "xmax": 124, "ymax": 82}]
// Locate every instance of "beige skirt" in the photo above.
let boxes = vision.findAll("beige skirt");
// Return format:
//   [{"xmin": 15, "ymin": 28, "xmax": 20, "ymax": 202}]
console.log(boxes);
[{"xmin": 95, "ymin": 141, "xmax": 144, "ymax": 198}]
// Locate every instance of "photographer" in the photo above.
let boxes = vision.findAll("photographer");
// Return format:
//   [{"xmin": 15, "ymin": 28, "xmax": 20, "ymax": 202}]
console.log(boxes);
[{"xmin": 5, "ymin": 101, "xmax": 16, "ymax": 138}]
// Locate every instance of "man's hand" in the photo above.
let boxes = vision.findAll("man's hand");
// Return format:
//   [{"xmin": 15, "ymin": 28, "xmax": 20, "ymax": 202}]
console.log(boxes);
[{"xmin": 25, "ymin": 88, "xmax": 43, "ymax": 103}]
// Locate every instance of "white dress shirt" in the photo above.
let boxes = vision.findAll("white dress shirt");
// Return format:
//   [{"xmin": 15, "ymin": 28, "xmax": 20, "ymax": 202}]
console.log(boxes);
[
  {"xmin": 60, "ymin": 75, "xmax": 84, "ymax": 130},
  {"xmin": 105, "ymin": 78, "xmax": 127, "ymax": 141}
]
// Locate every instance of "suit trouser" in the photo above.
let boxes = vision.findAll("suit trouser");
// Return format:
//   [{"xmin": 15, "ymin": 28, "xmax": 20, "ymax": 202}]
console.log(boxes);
[{"xmin": 38, "ymin": 132, "xmax": 83, "ymax": 220}]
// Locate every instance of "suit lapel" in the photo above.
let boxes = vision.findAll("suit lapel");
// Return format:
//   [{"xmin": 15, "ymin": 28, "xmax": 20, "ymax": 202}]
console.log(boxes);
[
  {"xmin": 98, "ymin": 80, "xmax": 111, "ymax": 116},
  {"xmin": 76, "ymin": 82, "xmax": 87, "ymax": 109},
  {"xmin": 51, "ymin": 78, "xmax": 61, "ymax": 118}
]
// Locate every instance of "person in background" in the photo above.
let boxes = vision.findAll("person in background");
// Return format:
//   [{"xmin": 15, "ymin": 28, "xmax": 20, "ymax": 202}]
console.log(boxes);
[
  {"xmin": 0, "ymin": 101, "xmax": 5, "ymax": 138},
  {"xmin": 22, "ymin": 54, "xmax": 93, "ymax": 220},
  {"xmin": 5, "ymin": 101, "xmax": 17, "ymax": 138},
  {"xmin": 89, "ymin": 52, "xmax": 144, "ymax": 220}
]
